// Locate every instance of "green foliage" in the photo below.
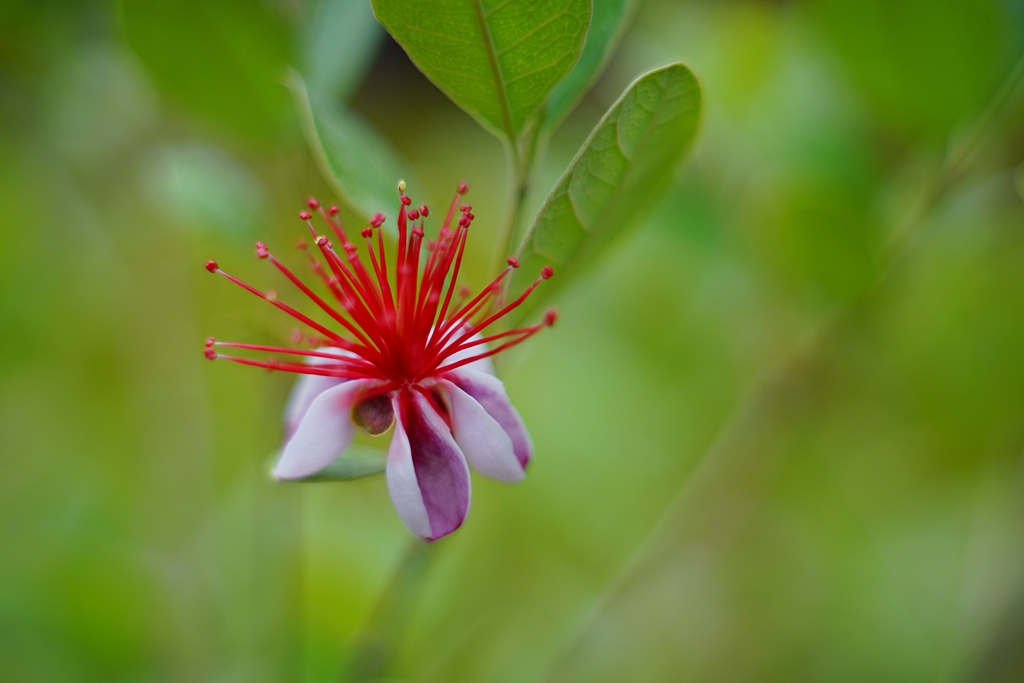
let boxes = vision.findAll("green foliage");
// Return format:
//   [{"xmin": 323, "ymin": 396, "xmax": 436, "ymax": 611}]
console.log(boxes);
[
  {"xmin": 290, "ymin": 72, "xmax": 425, "ymax": 225},
  {"xmin": 510, "ymin": 63, "xmax": 702, "ymax": 317},
  {"xmin": 805, "ymin": 0, "xmax": 1004, "ymax": 138},
  {"xmin": 371, "ymin": 0, "xmax": 591, "ymax": 142},
  {"xmin": 301, "ymin": 0, "xmax": 386, "ymax": 104},
  {"xmin": 119, "ymin": 0, "xmax": 292, "ymax": 143},
  {"xmin": 6, "ymin": 0, "xmax": 1024, "ymax": 682},
  {"xmin": 544, "ymin": 0, "xmax": 638, "ymax": 129}
]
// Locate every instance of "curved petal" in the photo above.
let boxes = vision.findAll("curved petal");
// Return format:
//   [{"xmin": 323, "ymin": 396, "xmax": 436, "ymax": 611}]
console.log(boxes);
[
  {"xmin": 386, "ymin": 390, "xmax": 471, "ymax": 541},
  {"xmin": 440, "ymin": 380, "xmax": 523, "ymax": 482},
  {"xmin": 447, "ymin": 369, "xmax": 533, "ymax": 469},
  {"xmin": 273, "ymin": 380, "xmax": 367, "ymax": 480},
  {"xmin": 282, "ymin": 347, "xmax": 358, "ymax": 436}
]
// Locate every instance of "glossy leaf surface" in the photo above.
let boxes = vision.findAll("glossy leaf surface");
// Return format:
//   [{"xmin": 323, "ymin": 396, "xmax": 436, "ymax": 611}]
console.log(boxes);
[
  {"xmin": 371, "ymin": 0, "xmax": 591, "ymax": 141},
  {"xmin": 510, "ymin": 63, "xmax": 702, "ymax": 316},
  {"xmin": 544, "ymin": 0, "xmax": 638, "ymax": 129}
]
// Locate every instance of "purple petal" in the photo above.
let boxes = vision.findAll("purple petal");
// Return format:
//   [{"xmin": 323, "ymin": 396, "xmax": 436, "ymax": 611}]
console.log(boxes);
[
  {"xmin": 273, "ymin": 380, "xmax": 367, "ymax": 480},
  {"xmin": 282, "ymin": 347, "xmax": 356, "ymax": 436},
  {"xmin": 441, "ymin": 380, "xmax": 523, "ymax": 482},
  {"xmin": 447, "ymin": 369, "xmax": 533, "ymax": 469},
  {"xmin": 386, "ymin": 390, "xmax": 470, "ymax": 541}
]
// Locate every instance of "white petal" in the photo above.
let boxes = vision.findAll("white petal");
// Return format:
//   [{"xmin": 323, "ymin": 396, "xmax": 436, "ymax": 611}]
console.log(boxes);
[
  {"xmin": 282, "ymin": 347, "xmax": 357, "ymax": 436},
  {"xmin": 386, "ymin": 390, "xmax": 471, "ymax": 541},
  {"xmin": 447, "ymin": 369, "xmax": 533, "ymax": 469},
  {"xmin": 441, "ymin": 380, "xmax": 523, "ymax": 482},
  {"xmin": 273, "ymin": 380, "xmax": 366, "ymax": 480}
]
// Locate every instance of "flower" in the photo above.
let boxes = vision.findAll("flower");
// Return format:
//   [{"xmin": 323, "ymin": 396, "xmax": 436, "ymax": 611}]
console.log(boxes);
[{"xmin": 204, "ymin": 182, "xmax": 555, "ymax": 540}]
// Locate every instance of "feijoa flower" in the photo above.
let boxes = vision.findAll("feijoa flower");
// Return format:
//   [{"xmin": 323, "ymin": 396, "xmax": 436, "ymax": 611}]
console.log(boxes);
[{"xmin": 205, "ymin": 182, "xmax": 554, "ymax": 540}]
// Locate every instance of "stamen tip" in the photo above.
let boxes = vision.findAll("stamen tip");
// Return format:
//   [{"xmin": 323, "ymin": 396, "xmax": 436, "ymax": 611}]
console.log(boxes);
[
  {"xmin": 371, "ymin": 212, "xmax": 386, "ymax": 227},
  {"xmin": 400, "ymin": 195, "xmax": 412, "ymax": 206},
  {"xmin": 255, "ymin": 242, "xmax": 269, "ymax": 259},
  {"xmin": 205, "ymin": 259, "xmax": 218, "ymax": 273},
  {"xmin": 408, "ymin": 208, "xmax": 420, "ymax": 220},
  {"xmin": 205, "ymin": 336, "xmax": 216, "ymax": 347},
  {"xmin": 507, "ymin": 256, "xmax": 520, "ymax": 268},
  {"xmin": 361, "ymin": 227, "xmax": 373, "ymax": 238},
  {"xmin": 541, "ymin": 265, "xmax": 554, "ymax": 280},
  {"xmin": 299, "ymin": 211, "xmax": 313, "ymax": 221},
  {"xmin": 397, "ymin": 179, "xmax": 407, "ymax": 193},
  {"xmin": 204, "ymin": 347, "xmax": 217, "ymax": 360},
  {"xmin": 458, "ymin": 181, "xmax": 469, "ymax": 195},
  {"xmin": 419, "ymin": 204, "xmax": 429, "ymax": 217},
  {"xmin": 306, "ymin": 198, "xmax": 320, "ymax": 210},
  {"xmin": 544, "ymin": 309, "xmax": 558, "ymax": 327}
]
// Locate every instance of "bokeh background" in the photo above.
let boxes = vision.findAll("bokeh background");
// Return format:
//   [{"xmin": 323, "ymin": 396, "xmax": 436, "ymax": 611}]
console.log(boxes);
[{"xmin": 3, "ymin": 0, "xmax": 1024, "ymax": 681}]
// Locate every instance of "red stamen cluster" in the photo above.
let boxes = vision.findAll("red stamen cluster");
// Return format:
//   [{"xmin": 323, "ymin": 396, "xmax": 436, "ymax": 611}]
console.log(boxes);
[{"xmin": 204, "ymin": 182, "xmax": 555, "ymax": 393}]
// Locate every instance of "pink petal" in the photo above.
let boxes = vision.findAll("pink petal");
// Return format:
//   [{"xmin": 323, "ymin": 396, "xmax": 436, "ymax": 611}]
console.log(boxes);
[
  {"xmin": 282, "ymin": 347, "xmax": 356, "ymax": 436},
  {"xmin": 447, "ymin": 369, "xmax": 533, "ymax": 469},
  {"xmin": 440, "ymin": 380, "xmax": 523, "ymax": 482},
  {"xmin": 386, "ymin": 390, "xmax": 471, "ymax": 541},
  {"xmin": 273, "ymin": 380, "xmax": 367, "ymax": 480}
]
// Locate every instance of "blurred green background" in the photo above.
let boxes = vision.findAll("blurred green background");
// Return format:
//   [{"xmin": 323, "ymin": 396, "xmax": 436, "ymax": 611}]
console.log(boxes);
[{"xmin": 3, "ymin": 0, "xmax": 1024, "ymax": 681}]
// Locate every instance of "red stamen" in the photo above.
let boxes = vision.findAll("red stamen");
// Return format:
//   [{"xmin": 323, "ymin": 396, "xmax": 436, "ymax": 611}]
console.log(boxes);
[{"xmin": 206, "ymin": 182, "xmax": 554, "ymax": 387}]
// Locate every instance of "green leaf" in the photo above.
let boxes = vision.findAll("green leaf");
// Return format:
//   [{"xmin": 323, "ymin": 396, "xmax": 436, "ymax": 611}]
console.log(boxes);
[
  {"xmin": 302, "ymin": 0, "xmax": 385, "ymax": 103},
  {"xmin": 371, "ymin": 0, "xmax": 591, "ymax": 142},
  {"xmin": 543, "ymin": 0, "xmax": 638, "ymax": 129},
  {"xmin": 509, "ymin": 63, "xmax": 702, "ymax": 317},
  {"xmin": 271, "ymin": 444, "xmax": 387, "ymax": 482},
  {"xmin": 119, "ymin": 0, "xmax": 291, "ymax": 144},
  {"xmin": 289, "ymin": 72, "xmax": 426, "ymax": 226}
]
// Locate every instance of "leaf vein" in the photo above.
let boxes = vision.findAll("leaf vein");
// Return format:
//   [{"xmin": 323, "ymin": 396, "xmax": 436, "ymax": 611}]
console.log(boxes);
[{"xmin": 494, "ymin": 9, "xmax": 575, "ymax": 57}]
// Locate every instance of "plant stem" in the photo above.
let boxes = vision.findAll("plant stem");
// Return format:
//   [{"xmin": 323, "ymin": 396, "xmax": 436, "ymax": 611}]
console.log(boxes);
[
  {"xmin": 343, "ymin": 538, "xmax": 437, "ymax": 682},
  {"xmin": 882, "ymin": 49, "xmax": 1024, "ymax": 272},
  {"xmin": 490, "ymin": 138, "xmax": 531, "ymax": 281}
]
